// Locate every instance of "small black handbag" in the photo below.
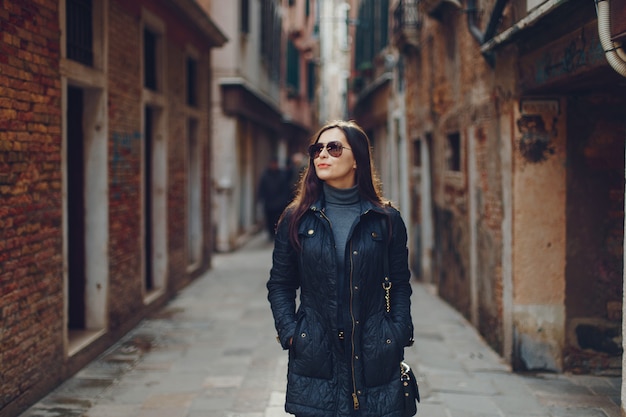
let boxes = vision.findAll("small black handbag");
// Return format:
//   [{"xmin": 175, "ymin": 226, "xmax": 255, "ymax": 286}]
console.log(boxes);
[{"xmin": 400, "ymin": 361, "xmax": 420, "ymax": 416}]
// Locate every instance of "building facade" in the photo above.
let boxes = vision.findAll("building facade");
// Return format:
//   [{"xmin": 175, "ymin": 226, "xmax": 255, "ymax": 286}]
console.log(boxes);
[
  {"xmin": 207, "ymin": 0, "xmax": 319, "ymax": 251},
  {"xmin": 0, "ymin": 0, "xmax": 226, "ymax": 415},
  {"xmin": 349, "ymin": 0, "xmax": 626, "ymax": 410},
  {"xmin": 348, "ymin": 0, "xmax": 413, "ymax": 253}
]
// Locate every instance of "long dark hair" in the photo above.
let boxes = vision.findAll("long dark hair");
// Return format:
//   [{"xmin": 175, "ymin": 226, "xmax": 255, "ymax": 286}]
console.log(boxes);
[{"xmin": 281, "ymin": 120, "xmax": 387, "ymax": 249}]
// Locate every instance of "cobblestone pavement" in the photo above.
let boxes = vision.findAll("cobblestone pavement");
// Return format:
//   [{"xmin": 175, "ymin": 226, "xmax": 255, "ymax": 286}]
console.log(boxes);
[{"xmin": 18, "ymin": 233, "xmax": 621, "ymax": 417}]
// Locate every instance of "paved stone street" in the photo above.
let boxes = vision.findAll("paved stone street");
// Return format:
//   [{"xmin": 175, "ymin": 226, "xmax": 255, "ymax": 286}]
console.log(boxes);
[{"xmin": 19, "ymin": 233, "xmax": 621, "ymax": 417}]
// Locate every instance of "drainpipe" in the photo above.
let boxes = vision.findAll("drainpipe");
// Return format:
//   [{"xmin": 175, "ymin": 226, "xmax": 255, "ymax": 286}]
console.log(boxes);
[
  {"xmin": 595, "ymin": 0, "xmax": 626, "ymax": 77},
  {"xmin": 466, "ymin": 0, "xmax": 484, "ymax": 43},
  {"xmin": 466, "ymin": 0, "xmax": 509, "ymax": 66},
  {"xmin": 483, "ymin": 0, "xmax": 510, "ymax": 41}
]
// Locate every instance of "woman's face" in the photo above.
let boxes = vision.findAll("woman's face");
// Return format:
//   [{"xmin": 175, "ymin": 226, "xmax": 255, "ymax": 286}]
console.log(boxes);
[{"xmin": 313, "ymin": 128, "xmax": 356, "ymax": 189}]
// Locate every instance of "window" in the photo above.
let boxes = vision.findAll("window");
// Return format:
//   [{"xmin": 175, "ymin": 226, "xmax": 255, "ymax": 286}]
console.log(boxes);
[
  {"xmin": 307, "ymin": 60, "xmax": 315, "ymax": 102},
  {"xmin": 446, "ymin": 132, "xmax": 461, "ymax": 172},
  {"xmin": 287, "ymin": 40, "xmax": 300, "ymax": 94},
  {"xmin": 412, "ymin": 139, "xmax": 421, "ymax": 168},
  {"xmin": 186, "ymin": 57, "xmax": 197, "ymax": 107},
  {"xmin": 144, "ymin": 28, "xmax": 158, "ymax": 91},
  {"xmin": 261, "ymin": 0, "xmax": 281, "ymax": 81},
  {"xmin": 354, "ymin": 0, "xmax": 389, "ymax": 75},
  {"xmin": 241, "ymin": 0, "xmax": 250, "ymax": 33},
  {"xmin": 379, "ymin": 0, "xmax": 389, "ymax": 50},
  {"xmin": 66, "ymin": 0, "xmax": 93, "ymax": 65},
  {"xmin": 397, "ymin": 56, "xmax": 405, "ymax": 92}
]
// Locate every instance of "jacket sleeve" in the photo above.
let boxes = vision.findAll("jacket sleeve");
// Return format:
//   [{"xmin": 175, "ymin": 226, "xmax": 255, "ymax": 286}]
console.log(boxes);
[
  {"xmin": 266, "ymin": 213, "xmax": 300, "ymax": 349},
  {"xmin": 388, "ymin": 210, "xmax": 414, "ymax": 347}
]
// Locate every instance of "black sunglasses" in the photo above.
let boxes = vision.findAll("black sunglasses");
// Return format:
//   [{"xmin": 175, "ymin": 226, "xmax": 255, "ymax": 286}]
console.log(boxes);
[{"xmin": 308, "ymin": 141, "xmax": 352, "ymax": 159}]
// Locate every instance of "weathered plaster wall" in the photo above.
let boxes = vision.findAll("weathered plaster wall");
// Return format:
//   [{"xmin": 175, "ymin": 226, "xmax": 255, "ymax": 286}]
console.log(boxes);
[{"xmin": 512, "ymin": 98, "xmax": 567, "ymax": 371}]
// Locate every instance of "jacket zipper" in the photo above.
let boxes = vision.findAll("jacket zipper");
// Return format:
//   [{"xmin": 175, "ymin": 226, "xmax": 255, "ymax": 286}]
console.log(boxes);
[
  {"xmin": 348, "ymin": 209, "xmax": 379, "ymax": 410},
  {"xmin": 349, "ymin": 240, "xmax": 359, "ymax": 410},
  {"xmin": 318, "ymin": 207, "xmax": 375, "ymax": 410}
]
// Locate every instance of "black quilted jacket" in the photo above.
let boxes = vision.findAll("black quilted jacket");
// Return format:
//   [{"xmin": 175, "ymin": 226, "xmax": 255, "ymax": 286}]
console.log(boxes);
[{"xmin": 267, "ymin": 197, "xmax": 414, "ymax": 416}]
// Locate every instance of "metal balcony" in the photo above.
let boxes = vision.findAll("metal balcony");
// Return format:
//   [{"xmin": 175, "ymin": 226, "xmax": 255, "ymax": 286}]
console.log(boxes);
[{"xmin": 392, "ymin": 0, "xmax": 421, "ymax": 51}]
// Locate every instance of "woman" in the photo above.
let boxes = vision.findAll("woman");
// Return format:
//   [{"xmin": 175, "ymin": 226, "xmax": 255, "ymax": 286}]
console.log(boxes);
[{"xmin": 267, "ymin": 120, "xmax": 414, "ymax": 416}]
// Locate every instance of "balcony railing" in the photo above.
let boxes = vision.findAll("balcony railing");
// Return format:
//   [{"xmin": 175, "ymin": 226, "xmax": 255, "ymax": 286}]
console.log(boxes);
[{"xmin": 392, "ymin": 0, "xmax": 421, "ymax": 51}]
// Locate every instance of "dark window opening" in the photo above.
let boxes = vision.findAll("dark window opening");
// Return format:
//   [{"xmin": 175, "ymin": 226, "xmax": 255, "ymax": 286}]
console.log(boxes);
[
  {"xmin": 144, "ymin": 28, "xmax": 158, "ymax": 91},
  {"xmin": 397, "ymin": 55, "xmax": 405, "ymax": 92},
  {"xmin": 66, "ymin": 0, "xmax": 93, "ymax": 66},
  {"xmin": 446, "ymin": 132, "xmax": 461, "ymax": 172},
  {"xmin": 186, "ymin": 57, "xmax": 197, "ymax": 107},
  {"xmin": 412, "ymin": 139, "xmax": 421, "ymax": 167},
  {"xmin": 307, "ymin": 60, "xmax": 315, "ymax": 102},
  {"xmin": 144, "ymin": 106, "xmax": 154, "ymax": 291},
  {"xmin": 241, "ymin": 0, "xmax": 250, "ymax": 33},
  {"xmin": 287, "ymin": 40, "xmax": 300, "ymax": 94}
]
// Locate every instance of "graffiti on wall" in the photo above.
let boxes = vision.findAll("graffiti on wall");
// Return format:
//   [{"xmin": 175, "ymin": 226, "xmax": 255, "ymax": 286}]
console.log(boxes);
[
  {"xmin": 533, "ymin": 30, "xmax": 603, "ymax": 86},
  {"xmin": 519, "ymin": 22, "xmax": 605, "ymax": 91}
]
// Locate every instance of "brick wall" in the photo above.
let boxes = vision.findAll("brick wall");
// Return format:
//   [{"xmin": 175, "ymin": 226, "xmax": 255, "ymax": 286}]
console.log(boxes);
[
  {"xmin": 0, "ymin": 0, "xmax": 219, "ymax": 414},
  {"xmin": 106, "ymin": 0, "xmax": 216, "ymax": 324},
  {"xmin": 108, "ymin": 0, "xmax": 145, "ymax": 328},
  {"xmin": 403, "ymin": 5, "xmax": 508, "ymax": 354},
  {"xmin": 0, "ymin": 0, "xmax": 64, "ymax": 411}
]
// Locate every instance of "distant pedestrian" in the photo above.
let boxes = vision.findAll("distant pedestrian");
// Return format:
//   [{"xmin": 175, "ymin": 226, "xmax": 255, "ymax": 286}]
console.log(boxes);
[
  {"xmin": 285, "ymin": 151, "xmax": 307, "ymax": 202},
  {"xmin": 267, "ymin": 120, "xmax": 415, "ymax": 416},
  {"xmin": 258, "ymin": 157, "xmax": 291, "ymax": 239}
]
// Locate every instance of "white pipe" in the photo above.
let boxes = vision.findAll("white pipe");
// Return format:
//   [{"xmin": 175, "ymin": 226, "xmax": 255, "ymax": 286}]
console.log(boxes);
[{"xmin": 595, "ymin": 0, "xmax": 626, "ymax": 77}]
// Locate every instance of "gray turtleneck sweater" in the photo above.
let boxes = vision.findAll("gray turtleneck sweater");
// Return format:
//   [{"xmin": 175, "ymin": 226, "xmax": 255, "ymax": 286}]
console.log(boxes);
[{"xmin": 323, "ymin": 183, "xmax": 361, "ymax": 273}]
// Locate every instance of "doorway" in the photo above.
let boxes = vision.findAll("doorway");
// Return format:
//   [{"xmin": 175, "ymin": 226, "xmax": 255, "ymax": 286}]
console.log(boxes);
[
  {"xmin": 65, "ymin": 84, "xmax": 108, "ymax": 355},
  {"xmin": 67, "ymin": 86, "xmax": 86, "ymax": 331},
  {"xmin": 142, "ymin": 104, "xmax": 167, "ymax": 301}
]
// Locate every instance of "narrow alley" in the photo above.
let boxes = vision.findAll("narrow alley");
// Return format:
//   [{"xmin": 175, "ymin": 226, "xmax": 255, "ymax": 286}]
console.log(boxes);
[{"xmin": 18, "ymin": 233, "xmax": 621, "ymax": 417}]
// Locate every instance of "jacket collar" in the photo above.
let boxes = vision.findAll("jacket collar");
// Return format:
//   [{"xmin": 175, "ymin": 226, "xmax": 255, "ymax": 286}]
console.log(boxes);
[{"xmin": 309, "ymin": 191, "xmax": 389, "ymax": 217}]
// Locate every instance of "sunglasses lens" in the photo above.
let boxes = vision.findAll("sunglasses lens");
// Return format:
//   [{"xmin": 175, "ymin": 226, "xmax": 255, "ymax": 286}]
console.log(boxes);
[
  {"xmin": 326, "ymin": 141, "xmax": 343, "ymax": 157},
  {"xmin": 308, "ymin": 144, "xmax": 324, "ymax": 159},
  {"xmin": 308, "ymin": 141, "xmax": 345, "ymax": 158}
]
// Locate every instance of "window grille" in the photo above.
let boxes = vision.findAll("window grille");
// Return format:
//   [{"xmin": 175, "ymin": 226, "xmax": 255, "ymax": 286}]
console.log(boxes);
[
  {"xmin": 354, "ymin": 0, "xmax": 389, "ymax": 74},
  {"xmin": 66, "ymin": 0, "xmax": 93, "ymax": 66},
  {"xmin": 261, "ymin": 0, "xmax": 281, "ymax": 82}
]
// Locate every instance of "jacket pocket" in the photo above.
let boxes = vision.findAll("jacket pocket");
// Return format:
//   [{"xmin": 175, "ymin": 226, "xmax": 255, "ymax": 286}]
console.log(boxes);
[
  {"xmin": 289, "ymin": 312, "xmax": 333, "ymax": 379},
  {"xmin": 362, "ymin": 314, "xmax": 404, "ymax": 387}
]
